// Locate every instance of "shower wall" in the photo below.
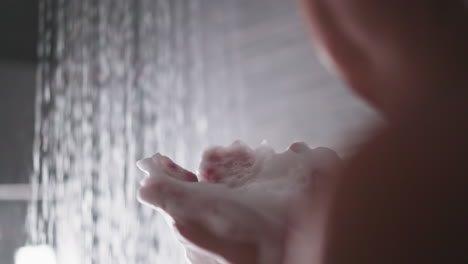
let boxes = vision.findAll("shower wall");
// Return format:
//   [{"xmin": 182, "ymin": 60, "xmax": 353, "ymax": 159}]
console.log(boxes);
[
  {"xmin": 232, "ymin": 0, "xmax": 376, "ymax": 150},
  {"xmin": 0, "ymin": 1, "xmax": 38, "ymax": 264},
  {"xmin": 30, "ymin": 1, "xmax": 249, "ymax": 263}
]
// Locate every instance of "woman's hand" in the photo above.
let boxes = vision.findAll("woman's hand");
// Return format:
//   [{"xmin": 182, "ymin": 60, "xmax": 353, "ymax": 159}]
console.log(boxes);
[{"xmin": 137, "ymin": 142, "xmax": 342, "ymax": 264}]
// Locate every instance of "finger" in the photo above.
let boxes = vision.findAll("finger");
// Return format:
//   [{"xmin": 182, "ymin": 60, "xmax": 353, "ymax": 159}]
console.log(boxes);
[
  {"xmin": 138, "ymin": 176, "xmax": 271, "ymax": 238},
  {"xmin": 136, "ymin": 153, "xmax": 198, "ymax": 183},
  {"xmin": 175, "ymin": 221, "xmax": 258, "ymax": 264},
  {"xmin": 288, "ymin": 142, "xmax": 311, "ymax": 154},
  {"xmin": 310, "ymin": 147, "xmax": 342, "ymax": 169},
  {"xmin": 137, "ymin": 176, "xmax": 187, "ymax": 211},
  {"xmin": 295, "ymin": 147, "xmax": 342, "ymax": 198},
  {"xmin": 138, "ymin": 172, "xmax": 282, "ymax": 263},
  {"xmin": 288, "ymin": 144, "xmax": 342, "ymax": 174},
  {"xmin": 283, "ymin": 185, "xmax": 331, "ymax": 264},
  {"xmin": 158, "ymin": 155, "xmax": 198, "ymax": 182}
]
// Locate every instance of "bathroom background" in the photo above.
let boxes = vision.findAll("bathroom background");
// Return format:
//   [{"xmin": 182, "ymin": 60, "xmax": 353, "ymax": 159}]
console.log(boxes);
[{"xmin": 0, "ymin": 0, "xmax": 375, "ymax": 263}]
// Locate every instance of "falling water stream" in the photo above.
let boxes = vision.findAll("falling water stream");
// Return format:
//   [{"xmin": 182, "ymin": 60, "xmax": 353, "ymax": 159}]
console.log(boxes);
[{"xmin": 28, "ymin": 0, "xmax": 244, "ymax": 263}]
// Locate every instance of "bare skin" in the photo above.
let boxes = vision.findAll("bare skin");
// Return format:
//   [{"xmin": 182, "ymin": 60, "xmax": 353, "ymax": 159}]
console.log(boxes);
[
  {"xmin": 140, "ymin": 0, "xmax": 468, "ymax": 263},
  {"xmin": 300, "ymin": 1, "xmax": 468, "ymax": 263},
  {"xmin": 138, "ymin": 143, "xmax": 342, "ymax": 264}
]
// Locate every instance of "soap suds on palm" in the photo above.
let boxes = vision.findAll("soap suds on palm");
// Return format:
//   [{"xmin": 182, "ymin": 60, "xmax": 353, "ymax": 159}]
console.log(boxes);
[{"xmin": 137, "ymin": 141, "xmax": 340, "ymax": 264}]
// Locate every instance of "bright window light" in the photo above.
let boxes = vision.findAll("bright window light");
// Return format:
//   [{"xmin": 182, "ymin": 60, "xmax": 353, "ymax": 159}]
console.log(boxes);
[{"xmin": 15, "ymin": 245, "xmax": 57, "ymax": 264}]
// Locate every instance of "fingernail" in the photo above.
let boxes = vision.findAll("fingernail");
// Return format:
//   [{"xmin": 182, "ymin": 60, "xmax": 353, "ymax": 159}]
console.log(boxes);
[{"xmin": 136, "ymin": 158, "xmax": 152, "ymax": 175}]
